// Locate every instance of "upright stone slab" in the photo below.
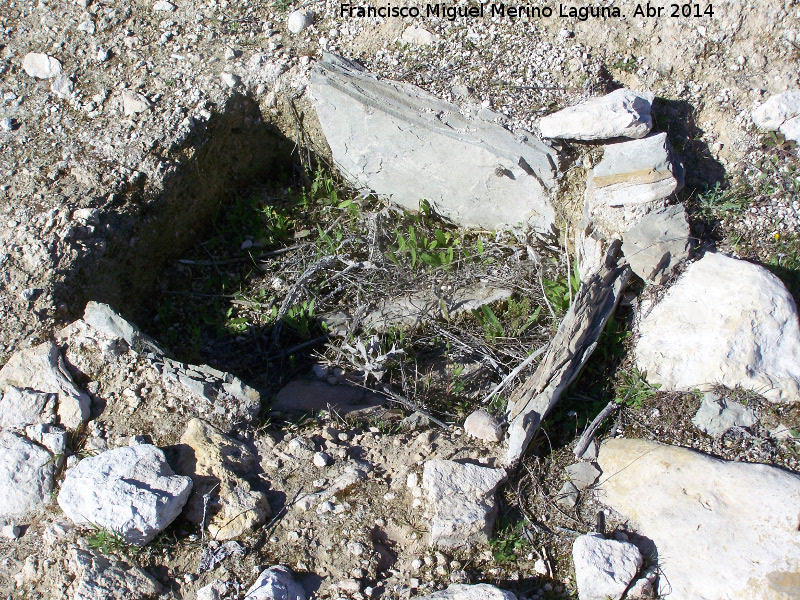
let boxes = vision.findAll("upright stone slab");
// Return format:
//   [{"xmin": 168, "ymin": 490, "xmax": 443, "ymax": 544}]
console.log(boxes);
[
  {"xmin": 621, "ymin": 203, "xmax": 692, "ymax": 284},
  {"xmin": 310, "ymin": 54, "xmax": 558, "ymax": 232},
  {"xmin": 0, "ymin": 430, "xmax": 54, "ymax": 519}
]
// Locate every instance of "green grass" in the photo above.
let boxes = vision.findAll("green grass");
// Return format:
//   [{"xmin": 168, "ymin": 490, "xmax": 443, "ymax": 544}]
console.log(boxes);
[
  {"xmin": 86, "ymin": 526, "xmax": 138, "ymax": 555},
  {"xmin": 615, "ymin": 368, "xmax": 660, "ymax": 410}
]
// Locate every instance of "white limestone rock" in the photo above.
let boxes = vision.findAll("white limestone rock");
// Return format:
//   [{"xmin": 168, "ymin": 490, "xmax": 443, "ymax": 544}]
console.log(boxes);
[
  {"xmin": 422, "ymin": 460, "xmax": 506, "ymax": 549},
  {"xmin": 0, "ymin": 386, "xmax": 56, "ymax": 429},
  {"xmin": 565, "ymin": 461, "xmax": 600, "ymax": 490},
  {"xmin": 0, "ymin": 430, "xmax": 54, "ymax": 519},
  {"xmin": 197, "ymin": 580, "xmax": 229, "ymax": 600},
  {"xmin": 51, "ymin": 74, "xmax": 74, "ymax": 99},
  {"xmin": 573, "ymin": 533, "xmax": 642, "ymax": 600},
  {"xmin": 414, "ymin": 584, "xmax": 517, "ymax": 600},
  {"xmin": 597, "ymin": 438, "xmax": 800, "ymax": 599},
  {"xmin": 83, "ymin": 301, "xmax": 155, "ymax": 354},
  {"xmin": 244, "ymin": 565, "xmax": 307, "ymax": 600},
  {"xmin": 752, "ymin": 89, "xmax": 800, "ymax": 142},
  {"xmin": 310, "ymin": 54, "xmax": 558, "ymax": 232},
  {"xmin": 463, "ymin": 410, "xmax": 503, "ymax": 443},
  {"xmin": 287, "ymin": 10, "xmax": 313, "ymax": 34},
  {"xmin": 539, "ymin": 89, "xmax": 654, "ymax": 140},
  {"xmin": 0, "ymin": 340, "xmax": 91, "ymax": 429},
  {"xmin": 152, "ymin": 0, "xmax": 176, "ymax": 12},
  {"xmin": 22, "ymin": 52, "xmax": 62, "ymax": 79},
  {"xmin": 58, "ymin": 444, "xmax": 192, "ymax": 546},
  {"xmin": 635, "ymin": 253, "xmax": 800, "ymax": 402},
  {"xmin": 692, "ymin": 392, "xmax": 757, "ymax": 437}
]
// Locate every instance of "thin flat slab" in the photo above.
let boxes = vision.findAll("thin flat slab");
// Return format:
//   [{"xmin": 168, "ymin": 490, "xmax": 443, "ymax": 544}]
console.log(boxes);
[
  {"xmin": 273, "ymin": 380, "xmax": 384, "ymax": 415},
  {"xmin": 310, "ymin": 54, "xmax": 558, "ymax": 232},
  {"xmin": 539, "ymin": 89, "xmax": 654, "ymax": 140}
]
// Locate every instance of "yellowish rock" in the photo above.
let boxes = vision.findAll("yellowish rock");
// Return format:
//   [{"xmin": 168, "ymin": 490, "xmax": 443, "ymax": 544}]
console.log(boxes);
[{"xmin": 177, "ymin": 418, "xmax": 269, "ymax": 540}]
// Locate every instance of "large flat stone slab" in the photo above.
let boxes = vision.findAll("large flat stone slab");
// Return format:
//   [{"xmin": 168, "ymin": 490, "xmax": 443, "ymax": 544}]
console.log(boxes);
[
  {"xmin": 539, "ymin": 89, "xmax": 654, "ymax": 140},
  {"xmin": 310, "ymin": 54, "xmax": 558, "ymax": 232},
  {"xmin": 0, "ymin": 430, "xmax": 54, "ymax": 519},
  {"xmin": 635, "ymin": 252, "xmax": 800, "ymax": 402},
  {"xmin": 621, "ymin": 203, "xmax": 692, "ymax": 284},
  {"xmin": 597, "ymin": 438, "xmax": 800, "ymax": 599}
]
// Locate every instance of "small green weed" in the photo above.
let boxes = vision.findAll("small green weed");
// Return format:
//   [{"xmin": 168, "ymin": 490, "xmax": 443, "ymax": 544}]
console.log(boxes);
[
  {"xmin": 385, "ymin": 225, "xmax": 457, "ymax": 270},
  {"xmin": 490, "ymin": 520, "xmax": 529, "ymax": 563},
  {"xmin": 694, "ymin": 181, "xmax": 750, "ymax": 220},
  {"xmin": 615, "ymin": 368, "xmax": 660, "ymax": 409},
  {"xmin": 542, "ymin": 260, "xmax": 581, "ymax": 315},
  {"xmin": 609, "ymin": 57, "xmax": 636, "ymax": 72},
  {"xmin": 86, "ymin": 526, "xmax": 138, "ymax": 555}
]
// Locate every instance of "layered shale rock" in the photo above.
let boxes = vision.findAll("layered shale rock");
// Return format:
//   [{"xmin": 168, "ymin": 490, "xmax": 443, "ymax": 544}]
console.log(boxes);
[{"xmin": 539, "ymin": 89, "xmax": 654, "ymax": 140}]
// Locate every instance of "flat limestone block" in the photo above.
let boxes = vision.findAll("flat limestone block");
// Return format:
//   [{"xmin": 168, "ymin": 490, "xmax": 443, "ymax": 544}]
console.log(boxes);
[
  {"xmin": 310, "ymin": 54, "xmax": 558, "ymax": 232},
  {"xmin": 598, "ymin": 438, "xmax": 800, "ymax": 599},
  {"xmin": 635, "ymin": 252, "xmax": 800, "ymax": 402},
  {"xmin": 539, "ymin": 88, "xmax": 654, "ymax": 140},
  {"xmin": 621, "ymin": 203, "xmax": 692, "ymax": 284}
]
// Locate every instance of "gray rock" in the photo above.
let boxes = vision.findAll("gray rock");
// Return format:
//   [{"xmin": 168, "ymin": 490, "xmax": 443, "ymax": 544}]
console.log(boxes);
[
  {"xmin": 752, "ymin": 89, "xmax": 800, "ymax": 143},
  {"xmin": 58, "ymin": 444, "xmax": 192, "ymax": 546},
  {"xmin": 220, "ymin": 72, "xmax": 241, "ymax": 89},
  {"xmin": 573, "ymin": 533, "xmax": 642, "ymax": 600},
  {"xmin": 22, "ymin": 52, "xmax": 62, "ymax": 79},
  {"xmin": 273, "ymin": 380, "xmax": 383, "ymax": 415},
  {"xmin": 244, "ymin": 565, "xmax": 307, "ymax": 600},
  {"xmin": 68, "ymin": 548, "xmax": 162, "ymax": 600},
  {"xmin": 287, "ymin": 10, "xmax": 313, "ymax": 34},
  {"xmin": 622, "ymin": 203, "xmax": 692, "ymax": 284},
  {"xmin": 0, "ymin": 430, "xmax": 54, "ymax": 519},
  {"xmin": 51, "ymin": 74, "xmax": 74, "ymax": 99},
  {"xmin": 0, "ymin": 386, "xmax": 56, "ymax": 429},
  {"xmin": 362, "ymin": 286, "xmax": 513, "ymax": 332},
  {"xmin": 83, "ymin": 302, "xmax": 157, "ymax": 355},
  {"xmin": 597, "ymin": 438, "xmax": 800, "ymax": 599},
  {"xmin": 587, "ymin": 133, "xmax": 684, "ymax": 209},
  {"xmin": 539, "ymin": 89, "xmax": 654, "ymax": 140},
  {"xmin": 197, "ymin": 580, "xmax": 230, "ymax": 600},
  {"xmin": 414, "ymin": 583, "xmax": 517, "ymax": 600},
  {"xmin": 422, "ymin": 460, "xmax": 506, "ymax": 549},
  {"xmin": 692, "ymin": 392, "xmax": 757, "ymax": 437},
  {"xmin": 635, "ymin": 253, "xmax": 800, "ymax": 402},
  {"xmin": 0, "ymin": 341, "xmax": 91, "ymax": 429},
  {"xmin": 463, "ymin": 410, "xmax": 503, "ymax": 443},
  {"xmin": 401, "ymin": 26, "xmax": 439, "ymax": 45},
  {"xmin": 565, "ymin": 462, "xmax": 601, "ymax": 490},
  {"xmin": 310, "ymin": 54, "xmax": 558, "ymax": 232},
  {"xmin": 555, "ymin": 480, "xmax": 579, "ymax": 509}
]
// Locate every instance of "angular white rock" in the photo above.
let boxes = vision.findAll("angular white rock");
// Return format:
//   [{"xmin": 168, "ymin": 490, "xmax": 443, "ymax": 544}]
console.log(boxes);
[
  {"xmin": 310, "ymin": 54, "xmax": 558, "ymax": 232},
  {"xmin": 0, "ymin": 386, "xmax": 56, "ymax": 429},
  {"xmin": 414, "ymin": 583, "xmax": 517, "ymax": 600},
  {"xmin": 244, "ymin": 565, "xmax": 307, "ymax": 600},
  {"xmin": 287, "ymin": 10, "xmax": 313, "ymax": 34},
  {"xmin": 0, "ymin": 430, "xmax": 54, "ymax": 519},
  {"xmin": 58, "ymin": 444, "xmax": 192, "ymax": 546},
  {"xmin": 573, "ymin": 533, "xmax": 642, "ymax": 600},
  {"xmin": 752, "ymin": 90, "xmax": 800, "ymax": 129},
  {"xmin": 0, "ymin": 340, "xmax": 91, "ymax": 429},
  {"xmin": 197, "ymin": 580, "xmax": 229, "ymax": 600},
  {"xmin": 22, "ymin": 52, "xmax": 62, "ymax": 79},
  {"xmin": 422, "ymin": 460, "xmax": 506, "ymax": 549},
  {"xmin": 635, "ymin": 253, "xmax": 800, "ymax": 402},
  {"xmin": 51, "ymin": 74, "xmax": 74, "ymax": 99},
  {"xmin": 463, "ymin": 410, "xmax": 502, "ymax": 443},
  {"xmin": 597, "ymin": 438, "xmax": 800, "ymax": 599},
  {"xmin": 540, "ymin": 89, "xmax": 654, "ymax": 140},
  {"xmin": 122, "ymin": 89, "xmax": 152, "ymax": 116}
]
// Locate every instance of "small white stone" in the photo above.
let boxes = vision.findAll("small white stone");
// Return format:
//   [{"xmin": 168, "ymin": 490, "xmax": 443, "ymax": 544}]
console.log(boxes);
[
  {"xmin": 347, "ymin": 541, "xmax": 367, "ymax": 556},
  {"xmin": 51, "ymin": 75, "xmax": 74, "ymax": 99},
  {"xmin": 96, "ymin": 47, "xmax": 110, "ymax": 62},
  {"xmin": 121, "ymin": 89, "xmax": 152, "ymax": 116},
  {"xmin": 0, "ymin": 117, "xmax": 12, "ymax": 131},
  {"xmin": 407, "ymin": 472, "xmax": 419, "ymax": 488},
  {"xmin": 313, "ymin": 451, "xmax": 331, "ymax": 467},
  {"xmin": 153, "ymin": 0, "xmax": 176, "ymax": 12},
  {"xmin": 22, "ymin": 53, "xmax": 62, "ymax": 79},
  {"xmin": 220, "ymin": 72, "xmax": 241, "ymax": 88},
  {"xmin": 464, "ymin": 410, "xmax": 503, "ymax": 443},
  {"xmin": 2, "ymin": 524, "xmax": 22, "ymax": 539},
  {"xmin": 287, "ymin": 10, "xmax": 313, "ymax": 34}
]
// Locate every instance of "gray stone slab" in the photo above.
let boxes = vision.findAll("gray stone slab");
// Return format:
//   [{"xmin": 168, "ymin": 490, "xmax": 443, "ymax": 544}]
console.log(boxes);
[
  {"xmin": 622, "ymin": 203, "xmax": 692, "ymax": 284},
  {"xmin": 310, "ymin": 54, "xmax": 558, "ymax": 232}
]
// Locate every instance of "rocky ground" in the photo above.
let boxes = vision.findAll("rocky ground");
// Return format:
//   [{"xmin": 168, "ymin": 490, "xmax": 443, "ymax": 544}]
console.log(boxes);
[{"xmin": 1, "ymin": 1, "xmax": 800, "ymax": 600}]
